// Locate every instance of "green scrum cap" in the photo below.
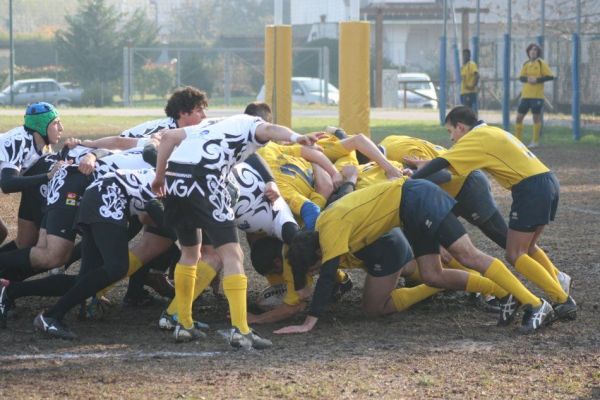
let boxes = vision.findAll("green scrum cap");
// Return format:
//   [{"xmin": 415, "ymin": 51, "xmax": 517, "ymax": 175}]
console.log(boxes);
[{"xmin": 24, "ymin": 102, "xmax": 59, "ymax": 137}]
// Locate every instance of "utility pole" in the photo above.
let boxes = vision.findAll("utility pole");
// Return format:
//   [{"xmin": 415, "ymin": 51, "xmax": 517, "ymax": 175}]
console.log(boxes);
[{"xmin": 9, "ymin": 0, "xmax": 15, "ymax": 105}]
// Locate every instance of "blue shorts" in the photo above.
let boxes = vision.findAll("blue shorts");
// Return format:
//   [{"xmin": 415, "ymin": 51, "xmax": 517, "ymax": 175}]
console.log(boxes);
[
  {"xmin": 354, "ymin": 228, "xmax": 413, "ymax": 277},
  {"xmin": 509, "ymin": 172, "xmax": 559, "ymax": 232},
  {"xmin": 518, "ymin": 98, "xmax": 544, "ymax": 114},
  {"xmin": 400, "ymin": 179, "xmax": 459, "ymax": 257},
  {"xmin": 453, "ymin": 170, "xmax": 498, "ymax": 225},
  {"xmin": 460, "ymin": 93, "xmax": 477, "ymax": 109}
]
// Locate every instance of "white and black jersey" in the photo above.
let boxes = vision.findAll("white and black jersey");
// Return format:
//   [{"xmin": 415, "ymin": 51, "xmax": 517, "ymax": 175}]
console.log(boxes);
[
  {"xmin": 165, "ymin": 114, "xmax": 266, "ymax": 223},
  {"xmin": 231, "ymin": 162, "xmax": 296, "ymax": 241},
  {"xmin": 47, "ymin": 147, "xmax": 151, "ymax": 208},
  {"xmin": 119, "ymin": 117, "xmax": 177, "ymax": 138},
  {"xmin": 79, "ymin": 168, "xmax": 156, "ymax": 228},
  {"xmin": 0, "ymin": 126, "xmax": 44, "ymax": 173}
]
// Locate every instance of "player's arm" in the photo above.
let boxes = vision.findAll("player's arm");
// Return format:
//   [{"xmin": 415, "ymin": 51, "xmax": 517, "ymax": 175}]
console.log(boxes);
[
  {"xmin": 81, "ymin": 136, "xmax": 146, "ymax": 150},
  {"xmin": 0, "ymin": 161, "xmax": 68, "ymax": 194},
  {"xmin": 472, "ymin": 71, "xmax": 480, "ymax": 88},
  {"xmin": 341, "ymin": 134, "xmax": 402, "ymax": 179},
  {"xmin": 255, "ymin": 123, "xmax": 321, "ymax": 146},
  {"xmin": 410, "ymin": 157, "xmax": 450, "ymax": 180},
  {"xmin": 248, "ymin": 302, "xmax": 307, "ymax": 325},
  {"xmin": 151, "ymin": 128, "xmax": 187, "ymax": 196},
  {"xmin": 274, "ymin": 256, "xmax": 340, "ymax": 335},
  {"xmin": 300, "ymin": 146, "xmax": 342, "ymax": 186}
]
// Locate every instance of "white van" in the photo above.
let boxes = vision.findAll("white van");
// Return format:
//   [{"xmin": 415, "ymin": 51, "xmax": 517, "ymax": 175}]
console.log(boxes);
[
  {"xmin": 397, "ymin": 72, "xmax": 438, "ymax": 109},
  {"xmin": 257, "ymin": 77, "xmax": 339, "ymax": 105}
]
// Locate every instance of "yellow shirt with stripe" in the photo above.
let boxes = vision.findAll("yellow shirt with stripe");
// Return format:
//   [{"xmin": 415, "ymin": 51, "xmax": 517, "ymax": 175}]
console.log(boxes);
[
  {"xmin": 440, "ymin": 124, "xmax": 550, "ymax": 189},
  {"xmin": 460, "ymin": 61, "xmax": 479, "ymax": 94},
  {"xmin": 355, "ymin": 160, "xmax": 403, "ymax": 190},
  {"xmin": 379, "ymin": 135, "xmax": 466, "ymax": 197},
  {"xmin": 519, "ymin": 58, "xmax": 553, "ymax": 99},
  {"xmin": 316, "ymin": 179, "xmax": 405, "ymax": 263},
  {"xmin": 257, "ymin": 142, "xmax": 326, "ymax": 216}
]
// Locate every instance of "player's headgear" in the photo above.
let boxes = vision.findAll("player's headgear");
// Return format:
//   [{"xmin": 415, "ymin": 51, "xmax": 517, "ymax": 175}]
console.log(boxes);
[{"xmin": 24, "ymin": 102, "xmax": 58, "ymax": 137}]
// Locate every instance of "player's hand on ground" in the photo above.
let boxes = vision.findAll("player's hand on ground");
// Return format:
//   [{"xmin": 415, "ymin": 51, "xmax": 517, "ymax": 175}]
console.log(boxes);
[
  {"xmin": 78, "ymin": 153, "xmax": 97, "ymax": 175},
  {"xmin": 273, "ymin": 315, "xmax": 318, "ymax": 335},
  {"xmin": 264, "ymin": 181, "xmax": 281, "ymax": 203}
]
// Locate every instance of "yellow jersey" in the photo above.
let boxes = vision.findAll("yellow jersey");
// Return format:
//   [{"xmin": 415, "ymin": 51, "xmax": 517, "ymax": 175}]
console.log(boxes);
[
  {"xmin": 519, "ymin": 58, "xmax": 553, "ymax": 99},
  {"xmin": 379, "ymin": 135, "xmax": 466, "ymax": 197},
  {"xmin": 355, "ymin": 160, "xmax": 404, "ymax": 190},
  {"xmin": 440, "ymin": 124, "xmax": 550, "ymax": 189},
  {"xmin": 257, "ymin": 142, "xmax": 326, "ymax": 216},
  {"xmin": 316, "ymin": 179, "xmax": 405, "ymax": 263},
  {"xmin": 460, "ymin": 61, "xmax": 479, "ymax": 94}
]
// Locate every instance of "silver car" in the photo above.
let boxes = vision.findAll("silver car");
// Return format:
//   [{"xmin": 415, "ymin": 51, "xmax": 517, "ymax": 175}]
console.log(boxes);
[{"xmin": 0, "ymin": 78, "xmax": 83, "ymax": 106}]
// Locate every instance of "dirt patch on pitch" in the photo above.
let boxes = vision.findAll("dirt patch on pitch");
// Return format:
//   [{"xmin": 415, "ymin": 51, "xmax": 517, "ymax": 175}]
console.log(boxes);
[{"xmin": 1, "ymin": 145, "xmax": 599, "ymax": 399}]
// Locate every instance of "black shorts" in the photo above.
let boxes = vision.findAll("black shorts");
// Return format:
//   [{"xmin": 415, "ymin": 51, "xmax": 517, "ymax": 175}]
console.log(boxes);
[
  {"xmin": 164, "ymin": 163, "xmax": 237, "ymax": 248},
  {"xmin": 77, "ymin": 178, "xmax": 129, "ymax": 230},
  {"xmin": 18, "ymin": 185, "xmax": 46, "ymax": 226},
  {"xmin": 509, "ymin": 172, "xmax": 559, "ymax": 232},
  {"xmin": 400, "ymin": 179, "xmax": 461, "ymax": 258},
  {"xmin": 453, "ymin": 170, "xmax": 498, "ymax": 225},
  {"xmin": 518, "ymin": 98, "xmax": 544, "ymax": 114},
  {"xmin": 145, "ymin": 224, "xmax": 177, "ymax": 241},
  {"xmin": 353, "ymin": 228, "xmax": 413, "ymax": 277},
  {"xmin": 43, "ymin": 207, "xmax": 78, "ymax": 241}
]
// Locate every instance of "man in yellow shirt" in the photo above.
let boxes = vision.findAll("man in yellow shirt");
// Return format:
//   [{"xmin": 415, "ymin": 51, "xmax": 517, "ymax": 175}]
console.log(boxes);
[
  {"xmin": 460, "ymin": 49, "xmax": 479, "ymax": 111},
  {"xmin": 515, "ymin": 43, "xmax": 554, "ymax": 148},
  {"xmin": 412, "ymin": 106, "xmax": 576, "ymax": 331},
  {"xmin": 274, "ymin": 177, "xmax": 554, "ymax": 335}
]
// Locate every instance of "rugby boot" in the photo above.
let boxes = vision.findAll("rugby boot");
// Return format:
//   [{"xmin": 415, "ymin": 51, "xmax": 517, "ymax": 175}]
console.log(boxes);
[
  {"xmin": 229, "ymin": 328, "xmax": 272, "ymax": 350},
  {"xmin": 497, "ymin": 294, "xmax": 520, "ymax": 326},
  {"xmin": 520, "ymin": 299, "xmax": 555, "ymax": 334}
]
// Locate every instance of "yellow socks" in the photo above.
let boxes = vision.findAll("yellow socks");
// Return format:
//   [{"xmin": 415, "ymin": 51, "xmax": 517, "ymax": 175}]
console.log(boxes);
[
  {"xmin": 484, "ymin": 258, "xmax": 541, "ymax": 307},
  {"xmin": 223, "ymin": 274, "xmax": 250, "ymax": 334},
  {"xmin": 515, "ymin": 123, "xmax": 524, "ymax": 141},
  {"xmin": 530, "ymin": 248, "xmax": 560, "ymax": 282},
  {"xmin": 446, "ymin": 257, "xmax": 475, "ymax": 273},
  {"xmin": 96, "ymin": 251, "xmax": 143, "ymax": 299},
  {"xmin": 532, "ymin": 122, "xmax": 541, "ymax": 144},
  {"xmin": 167, "ymin": 261, "xmax": 216, "ymax": 316},
  {"xmin": 515, "ymin": 254, "xmax": 567, "ymax": 304},
  {"xmin": 466, "ymin": 274, "xmax": 509, "ymax": 299},
  {"xmin": 174, "ymin": 263, "xmax": 197, "ymax": 329},
  {"xmin": 391, "ymin": 285, "xmax": 442, "ymax": 312}
]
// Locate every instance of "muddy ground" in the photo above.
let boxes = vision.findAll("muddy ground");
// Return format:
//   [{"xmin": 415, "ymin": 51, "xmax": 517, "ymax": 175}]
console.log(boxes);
[{"xmin": 0, "ymin": 144, "xmax": 599, "ymax": 399}]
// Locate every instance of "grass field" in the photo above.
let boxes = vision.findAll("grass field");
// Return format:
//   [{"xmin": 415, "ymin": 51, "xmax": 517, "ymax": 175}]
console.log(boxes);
[{"xmin": 0, "ymin": 113, "xmax": 599, "ymax": 399}]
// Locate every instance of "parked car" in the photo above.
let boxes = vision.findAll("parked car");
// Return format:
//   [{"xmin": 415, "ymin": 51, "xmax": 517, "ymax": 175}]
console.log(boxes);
[
  {"xmin": 257, "ymin": 77, "xmax": 339, "ymax": 105},
  {"xmin": 0, "ymin": 78, "xmax": 83, "ymax": 106},
  {"xmin": 397, "ymin": 72, "xmax": 438, "ymax": 109}
]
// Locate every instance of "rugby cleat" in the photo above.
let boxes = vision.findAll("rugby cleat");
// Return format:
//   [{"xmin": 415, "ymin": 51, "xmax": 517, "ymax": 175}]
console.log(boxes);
[
  {"xmin": 33, "ymin": 312, "xmax": 77, "ymax": 340},
  {"xmin": 158, "ymin": 310, "xmax": 209, "ymax": 331},
  {"xmin": 331, "ymin": 274, "xmax": 353, "ymax": 303},
  {"xmin": 144, "ymin": 272, "xmax": 175, "ymax": 298},
  {"xmin": 553, "ymin": 296, "xmax": 577, "ymax": 321},
  {"xmin": 0, "ymin": 280, "xmax": 10, "ymax": 328},
  {"xmin": 557, "ymin": 271, "xmax": 572, "ymax": 296},
  {"xmin": 520, "ymin": 299, "xmax": 555, "ymax": 334},
  {"xmin": 497, "ymin": 294, "xmax": 521, "ymax": 326},
  {"xmin": 229, "ymin": 328, "xmax": 272, "ymax": 350},
  {"xmin": 173, "ymin": 323, "xmax": 206, "ymax": 342}
]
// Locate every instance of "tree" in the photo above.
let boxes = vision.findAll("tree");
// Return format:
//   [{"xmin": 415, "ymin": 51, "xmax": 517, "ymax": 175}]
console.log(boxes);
[{"xmin": 55, "ymin": 0, "xmax": 158, "ymax": 106}]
